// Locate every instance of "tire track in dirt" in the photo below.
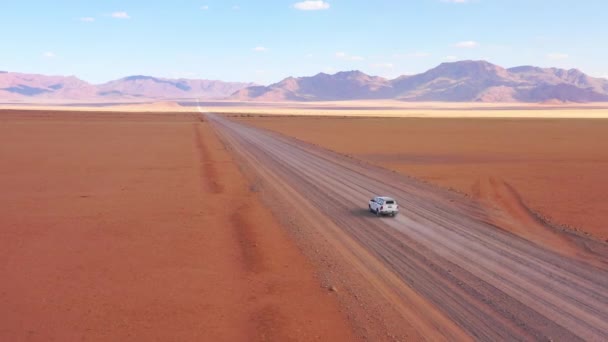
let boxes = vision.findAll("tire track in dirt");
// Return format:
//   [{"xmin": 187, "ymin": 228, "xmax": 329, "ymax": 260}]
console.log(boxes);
[
  {"xmin": 196, "ymin": 121, "xmax": 281, "ymax": 340},
  {"xmin": 472, "ymin": 176, "xmax": 606, "ymax": 268},
  {"xmin": 193, "ymin": 123, "xmax": 224, "ymax": 194},
  {"xmin": 197, "ymin": 123, "xmax": 292, "ymax": 340},
  {"xmin": 195, "ymin": 121, "xmax": 265, "ymax": 274},
  {"xmin": 194, "ymin": 119, "xmax": 356, "ymax": 341},
  {"xmin": 231, "ymin": 205, "xmax": 265, "ymax": 273}
]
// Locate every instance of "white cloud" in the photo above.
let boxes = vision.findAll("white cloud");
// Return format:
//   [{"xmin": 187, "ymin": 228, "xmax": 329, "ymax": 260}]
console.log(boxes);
[
  {"xmin": 335, "ymin": 52, "xmax": 364, "ymax": 61},
  {"xmin": 444, "ymin": 55, "xmax": 458, "ymax": 61},
  {"xmin": 453, "ymin": 40, "xmax": 479, "ymax": 48},
  {"xmin": 547, "ymin": 53, "xmax": 569, "ymax": 60},
  {"xmin": 232, "ymin": 5, "xmax": 241, "ymax": 10},
  {"xmin": 253, "ymin": 46, "xmax": 267, "ymax": 52},
  {"xmin": 200, "ymin": 5, "xmax": 209, "ymax": 10},
  {"xmin": 111, "ymin": 11, "xmax": 130, "ymax": 19},
  {"xmin": 79, "ymin": 17, "xmax": 95, "ymax": 22},
  {"xmin": 372, "ymin": 63, "xmax": 394, "ymax": 69},
  {"xmin": 42, "ymin": 52, "xmax": 56, "ymax": 58},
  {"xmin": 304, "ymin": 53, "xmax": 314, "ymax": 58},
  {"xmin": 294, "ymin": 1, "xmax": 330, "ymax": 11}
]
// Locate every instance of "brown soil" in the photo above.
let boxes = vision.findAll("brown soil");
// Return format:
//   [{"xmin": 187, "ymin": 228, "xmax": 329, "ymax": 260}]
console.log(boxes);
[
  {"xmin": 238, "ymin": 116, "xmax": 608, "ymax": 242},
  {"xmin": 0, "ymin": 110, "xmax": 355, "ymax": 341}
]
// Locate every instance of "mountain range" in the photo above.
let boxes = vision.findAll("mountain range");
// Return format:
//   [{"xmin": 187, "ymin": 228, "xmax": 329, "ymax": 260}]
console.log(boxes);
[
  {"xmin": 2, "ymin": 61, "xmax": 608, "ymax": 103},
  {"xmin": 0, "ymin": 72, "xmax": 254, "ymax": 102},
  {"xmin": 232, "ymin": 61, "xmax": 608, "ymax": 103}
]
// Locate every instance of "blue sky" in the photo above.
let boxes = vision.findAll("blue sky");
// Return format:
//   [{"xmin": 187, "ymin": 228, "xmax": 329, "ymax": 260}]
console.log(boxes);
[{"xmin": 1, "ymin": 0, "xmax": 607, "ymax": 84}]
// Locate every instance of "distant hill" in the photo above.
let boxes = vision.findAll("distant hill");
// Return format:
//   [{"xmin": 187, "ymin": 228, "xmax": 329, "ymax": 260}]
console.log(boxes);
[
  {"xmin": 232, "ymin": 61, "xmax": 608, "ymax": 103},
  {"xmin": 0, "ymin": 73, "xmax": 254, "ymax": 101},
  {"xmin": 232, "ymin": 71, "xmax": 392, "ymax": 101},
  {"xmin": 0, "ymin": 72, "xmax": 97, "ymax": 100},
  {"xmin": 2, "ymin": 61, "xmax": 608, "ymax": 103},
  {"xmin": 96, "ymin": 76, "xmax": 255, "ymax": 100}
]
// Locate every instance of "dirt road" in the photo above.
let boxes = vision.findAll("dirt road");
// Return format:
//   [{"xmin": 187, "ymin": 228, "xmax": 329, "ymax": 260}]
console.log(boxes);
[{"xmin": 209, "ymin": 113, "xmax": 608, "ymax": 341}]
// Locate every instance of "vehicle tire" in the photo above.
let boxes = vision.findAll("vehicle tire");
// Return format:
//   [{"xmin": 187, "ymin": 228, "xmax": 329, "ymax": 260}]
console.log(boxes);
[
  {"xmin": 376, "ymin": 209, "xmax": 381, "ymax": 217},
  {"xmin": 369, "ymin": 204, "xmax": 373, "ymax": 213}
]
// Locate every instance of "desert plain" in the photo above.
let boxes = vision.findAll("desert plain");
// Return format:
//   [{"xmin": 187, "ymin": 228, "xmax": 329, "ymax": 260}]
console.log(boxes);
[
  {"xmin": 1, "ymin": 104, "xmax": 608, "ymax": 341},
  {"xmin": 0, "ymin": 110, "xmax": 354, "ymax": 341}
]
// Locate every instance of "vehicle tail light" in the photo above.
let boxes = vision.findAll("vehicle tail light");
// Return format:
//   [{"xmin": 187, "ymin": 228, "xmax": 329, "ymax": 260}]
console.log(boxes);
[{"xmin": 380, "ymin": 206, "xmax": 384, "ymax": 210}]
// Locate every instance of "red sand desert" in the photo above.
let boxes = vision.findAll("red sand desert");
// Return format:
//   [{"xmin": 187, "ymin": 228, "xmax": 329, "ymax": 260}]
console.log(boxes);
[
  {"xmin": 0, "ymin": 110, "xmax": 354, "ymax": 341},
  {"xmin": 3, "ymin": 110, "xmax": 607, "ymax": 341}
]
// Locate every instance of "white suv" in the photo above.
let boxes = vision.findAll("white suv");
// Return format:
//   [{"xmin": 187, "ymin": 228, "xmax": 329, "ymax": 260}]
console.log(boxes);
[{"xmin": 369, "ymin": 196, "xmax": 399, "ymax": 217}]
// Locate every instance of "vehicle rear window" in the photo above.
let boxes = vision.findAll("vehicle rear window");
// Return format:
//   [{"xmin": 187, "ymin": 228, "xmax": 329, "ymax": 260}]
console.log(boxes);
[{"xmin": 386, "ymin": 200, "xmax": 395, "ymax": 204}]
